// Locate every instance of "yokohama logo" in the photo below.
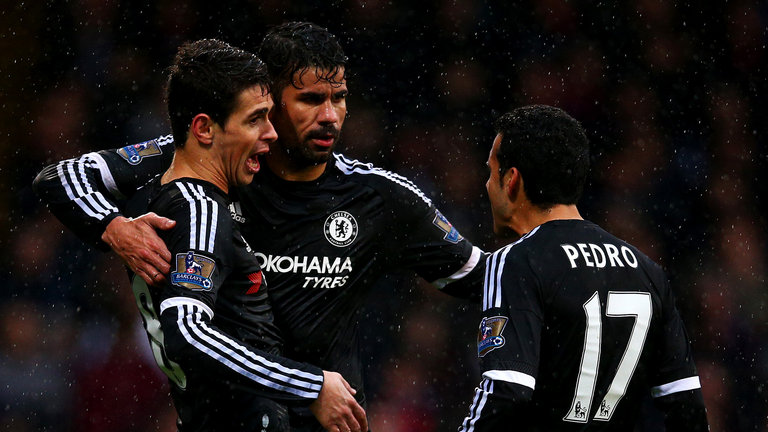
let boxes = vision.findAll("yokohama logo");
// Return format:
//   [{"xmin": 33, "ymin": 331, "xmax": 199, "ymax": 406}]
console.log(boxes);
[{"xmin": 254, "ymin": 253, "xmax": 353, "ymax": 274}]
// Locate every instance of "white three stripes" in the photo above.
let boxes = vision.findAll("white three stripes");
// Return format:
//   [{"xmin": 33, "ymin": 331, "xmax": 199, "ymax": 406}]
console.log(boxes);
[
  {"xmin": 483, "ymin": 226, "xmax": 540, "ymax": 310},
  {"xmin": 460, "ymin": 378, "xmax": 494, "ymax": 431},
  {"xmin": 56, "ymin": 156, "xmax": 119, "ymax": 220},
  {"xmin": 175, "ymin": 182, "xmax": 218, "ymax": 253},
  {"xmin": 334, "ymin": 153, "xmax": 433, "ymax": 206},
  {"xmin": 172, "ymin": 302, "xmax": 322, "ymax": 398}
]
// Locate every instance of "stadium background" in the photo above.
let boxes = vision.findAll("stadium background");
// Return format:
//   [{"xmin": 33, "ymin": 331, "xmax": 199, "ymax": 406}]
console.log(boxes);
[{"xmin": 2, "ymin": 1, "xmax": 766, "ymax": 431}]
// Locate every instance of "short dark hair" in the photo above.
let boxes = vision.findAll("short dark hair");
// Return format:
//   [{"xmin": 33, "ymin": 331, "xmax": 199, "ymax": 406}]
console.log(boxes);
[
  {"xmin": 165, "ymin": 39, "xmax": 270, "ymax": 146},
  {"xmin": 495, "ymin": 105, "xmax": 590, "ymax": 208},
  {"xmin": 258, "ymin": 21, "xmax": 347, "ymax": 99}
]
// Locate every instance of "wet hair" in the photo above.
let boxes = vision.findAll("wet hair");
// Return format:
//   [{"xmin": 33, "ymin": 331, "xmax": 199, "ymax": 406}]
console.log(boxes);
[
  {"xmin": 165, "ymin": 39, "xmax": 270, "ymax": 146},
  {"xmin": 494, "ymin": 105, "xmax": 590, "ymax": 208},
  {"xmin": 258, "ymin": 21, "xmax": 347, "ymax": 100}
]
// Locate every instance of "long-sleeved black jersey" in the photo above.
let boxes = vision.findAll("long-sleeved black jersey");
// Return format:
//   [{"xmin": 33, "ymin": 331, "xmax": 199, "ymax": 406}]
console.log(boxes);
[
  {"xmin": 460, "ymin": 220, "xmax": 708, "ymax": 431},
  {"xmin": 33, "ymin": 135, "xmax": 485, "ymax": 428},
  {"xmin": 124, "ymin": 176, "xmax": 323, "ymax": 431}
]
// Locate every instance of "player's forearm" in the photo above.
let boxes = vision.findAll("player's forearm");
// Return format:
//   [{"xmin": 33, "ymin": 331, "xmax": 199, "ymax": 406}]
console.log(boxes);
[
  {"xmin": 33, "ymin": 155, "xmax": 123, "ymax": 248},
  {"xmin": 435, "ymin": 246, "xmax": 487, "ymax": 302},
  {"xmin": 33, "ymin": 136, "xmax": 175, "ymax": 248},
  {"xmin": 160, "ymin": 302, "xmax": 325, "ymax": 403}
]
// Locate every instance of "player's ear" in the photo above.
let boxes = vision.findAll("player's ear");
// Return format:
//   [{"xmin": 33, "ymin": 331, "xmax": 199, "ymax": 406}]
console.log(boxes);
[
  {"xmin": 190, "ymin": 114, "xmax": 216, "ymax": 145},
  {"xmin": 504, "ymin": 167, "xmax": 521, "ymax": 199}
]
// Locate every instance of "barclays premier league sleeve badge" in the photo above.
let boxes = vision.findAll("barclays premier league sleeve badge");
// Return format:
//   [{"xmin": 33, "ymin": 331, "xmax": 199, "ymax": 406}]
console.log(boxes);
[
  {"xmin": 432, "ymin": 209, "xmax": 463, "ymax": 244},
  {"xmin": 117, "ymin": 139, "xmax": 163, "ymax": 165},
  {"xmin": 171, "ymin": 251, "xmax": 216, "ymax": 291},
  {"xmin": 477, "ymin": 316, "xmax": 508, "ymax": 357}
]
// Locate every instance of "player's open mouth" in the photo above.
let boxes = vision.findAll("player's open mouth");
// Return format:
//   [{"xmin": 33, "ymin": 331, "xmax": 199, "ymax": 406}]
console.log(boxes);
[{"xmin": 245, "ymin": 154, "xmax": 260, "ymax": 173}]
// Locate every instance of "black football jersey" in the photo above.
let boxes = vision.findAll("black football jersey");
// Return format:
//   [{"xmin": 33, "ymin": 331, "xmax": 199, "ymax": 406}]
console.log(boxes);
[
  {"xmin": 33, "ymin": 135, "xmax": 485, "ymax": 412},
  {"xmin": 234, "ymin": 154, "xmax": 484, "ymax": 400},
  {"xmin": 460, "ymin": 220, "xmax": 708, "ymax": 431},
  {"xmin": 124, "ymin": 177, "xmax": 324, "ymax": 431}
]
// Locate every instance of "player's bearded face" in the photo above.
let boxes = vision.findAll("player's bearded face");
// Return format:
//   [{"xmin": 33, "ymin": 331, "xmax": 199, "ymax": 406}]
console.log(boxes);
[{"xmin": 272, "ymin": 67, "xmax": 347, "ymax": 167}]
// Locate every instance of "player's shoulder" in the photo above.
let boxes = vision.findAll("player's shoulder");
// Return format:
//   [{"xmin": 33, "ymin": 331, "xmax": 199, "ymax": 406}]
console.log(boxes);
[
  {"xmin": 159, "ymin": 179, "xmax": 237, "ymax": 256},
  {"xmin": 489, "ymin": 224, "xmax": 544, "ymax": 265},
  {"xmin": 110, "ymin": 134, "xmax": 175, "ymax": 166},
  {"xmin": 331, "ymin": 153, "xmax": 433, "ymax": 207},
  {"xmin": 156, "ymin": 178, "xmax": 233, "ymax": 224},
  {"xmin": 490, "ymin": 220, "xmax": 608, "ymax": 270}
]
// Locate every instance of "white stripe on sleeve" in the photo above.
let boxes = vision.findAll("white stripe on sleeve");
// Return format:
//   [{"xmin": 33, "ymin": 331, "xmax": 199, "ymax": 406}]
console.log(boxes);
[
  {"xmin": 651, "ymin": 376, "xmax": 701, "ymax": 398},
  {"xmin": 482, "ymin": 226, "xmax": 542, "ymax": 310},
  {"xmin": 194, "ymin": 184, "xmax": 218, "ymax": 253},
  {"xmin": 334, "ymin": 153, "xmax": 433, "ymax": 205},
  {"xmin": 460, "ymin": 378, "xmax": 493, "ymax": 432},
  {"xmin": 484, "ymin": 251, "xmax": 499, "ymax": 311},
  {"xmin": 180, "ymin": 183, "xmax": 218, "ymax": 253},
  {"xmin": 432, "ymin": 246, "xmax": 484, "ymax": 289},
  {"xmin": 77, "ymin": 157, "xmax": 118, "ymax": 215},
  {"xmin": 482, "ymin": 370, "xmax": 536, "ymax": 390},
  {"xmin": 168, "ymin": 302, "xmax": 323, "ymax": 399},
  {"xmin": 83, "ymin": 152, "xmax": 124, "ymax": 198},
  {"xmin": 175, "ymin": 183, "xmax": 199, "ymax": 250},
  {"xmin": 56, "ymin": 161, "xmax": 104, "ymax": 219},
  {"xmin": 161, "ymin": 297, "xmax": 213, "ymax": 319},
  {"xmin": 493, "ymin": 246, "xmax": 512, "ymax": 308}
]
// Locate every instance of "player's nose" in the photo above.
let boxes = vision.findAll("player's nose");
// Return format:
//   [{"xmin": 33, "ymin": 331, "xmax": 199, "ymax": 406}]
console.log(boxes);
[
  {"xmin": 260, "ymin": 120, "xmax": 278, "ymax": 149},
  {"xmin": 317, "ymin": 99, "xmax": 339, "ymax": 125}
]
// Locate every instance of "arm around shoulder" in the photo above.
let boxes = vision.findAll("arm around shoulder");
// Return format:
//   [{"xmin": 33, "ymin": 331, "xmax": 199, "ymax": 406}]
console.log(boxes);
[
  {"xmin": 103, "ymin": 213, "xmax": 175, "ymax": 285},
  {"xmin": 33, "ymin": 157, "xmax": 123, "ymax": 248},
  {"xmin": 32, "ymin": 137, "xmax": 175, "ymax": 248}
]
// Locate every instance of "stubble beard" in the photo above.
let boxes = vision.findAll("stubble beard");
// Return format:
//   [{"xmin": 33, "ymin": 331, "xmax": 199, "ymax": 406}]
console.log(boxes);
[
  {"xmin": 280, "ymin": 140, "xmax": 334, "ymax": 168},
  {"xmin": 284, "ymin": 127, "xmax": 341, "ymax": 168}
]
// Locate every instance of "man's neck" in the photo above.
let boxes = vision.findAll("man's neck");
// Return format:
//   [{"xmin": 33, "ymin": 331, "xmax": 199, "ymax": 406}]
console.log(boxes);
[
  {"xmin": 161, "ymin": 147, "xmax": 228, "ymax": 193},
  {"xmin": 264, "ymin": 152, "xmax": 328, "ymax": 182},
  {"xmin": 510, "ymin": 204, "xmax": 582, "ymax": 235}
]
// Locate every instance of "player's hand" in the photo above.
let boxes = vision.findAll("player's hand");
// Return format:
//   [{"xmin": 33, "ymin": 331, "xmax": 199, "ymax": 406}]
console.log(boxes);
[
  {"xmin": 102, "ymin": 213, "xmax": 175, "ymax": 285},
  {"xmin": 310, "ymin": 371, "xmax": 368, "ymax": 432}
]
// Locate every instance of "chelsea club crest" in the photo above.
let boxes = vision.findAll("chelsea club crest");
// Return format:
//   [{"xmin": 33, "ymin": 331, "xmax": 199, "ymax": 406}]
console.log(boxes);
[{"xmin": 324, "ymin": 211, "xmax": 358, "ymax": 247}]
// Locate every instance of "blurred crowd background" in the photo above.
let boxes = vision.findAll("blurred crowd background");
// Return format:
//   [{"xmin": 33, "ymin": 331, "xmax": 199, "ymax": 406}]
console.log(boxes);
[{"xmin": 2, "ymin": 1, "xmax": 766, "ymax": 431}]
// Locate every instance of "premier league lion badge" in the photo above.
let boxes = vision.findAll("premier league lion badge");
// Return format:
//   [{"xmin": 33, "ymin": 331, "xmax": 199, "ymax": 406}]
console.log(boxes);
[
  {"xmin": 117, "ymin": 139, "xmax": 163, "ymax": 165},
  {"xmin": 477, "ymin": 316, "xmax": 508, "ymax": 357},
  {"xmin": 170, "ymin": 251, "xmax": 216, "ymax": 291}
]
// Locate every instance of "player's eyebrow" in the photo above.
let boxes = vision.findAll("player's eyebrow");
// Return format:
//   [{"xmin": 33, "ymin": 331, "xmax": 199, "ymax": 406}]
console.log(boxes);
[
  {"xmin": 248, "ymin": 106, "xmax": 271, "ymax": 117},
  {"xmin": 298, "ymin": 90, "xmax": 327, "ymax": 101}
]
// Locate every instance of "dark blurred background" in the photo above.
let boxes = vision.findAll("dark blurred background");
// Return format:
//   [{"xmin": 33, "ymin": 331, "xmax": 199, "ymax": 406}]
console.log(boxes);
[{"xmin": 2, "ymin": 1, "xmax": 766, "ymax": 431}]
